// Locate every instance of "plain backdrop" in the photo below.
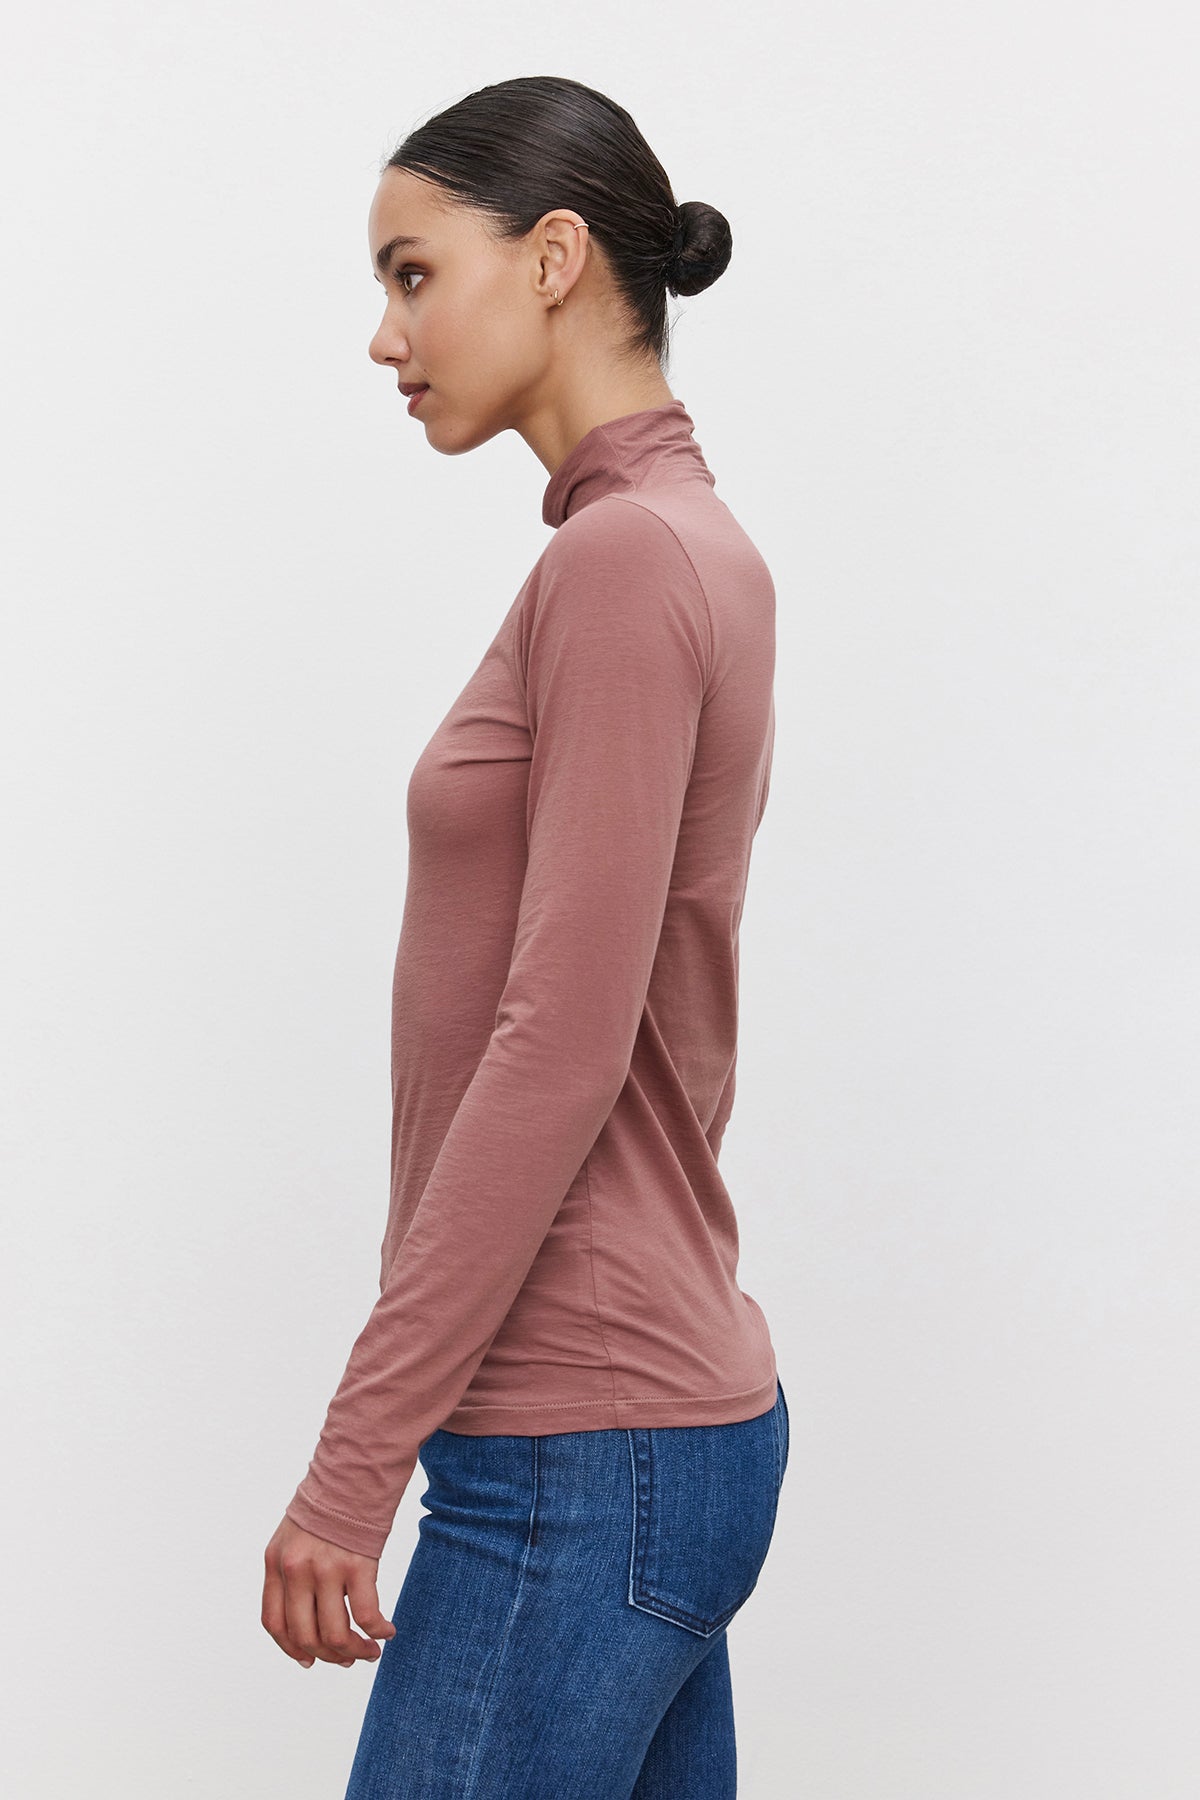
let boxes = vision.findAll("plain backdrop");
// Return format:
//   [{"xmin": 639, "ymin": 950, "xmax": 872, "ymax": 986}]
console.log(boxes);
[{"xmin": 2, "ymin": 3, "xmax": 1197, "ymax": 1796}]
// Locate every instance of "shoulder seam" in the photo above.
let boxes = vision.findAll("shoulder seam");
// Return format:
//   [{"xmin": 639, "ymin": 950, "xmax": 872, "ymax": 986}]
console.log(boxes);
[{"xmin": 600, "ymin": 494, "xmax": 717, "ymax": 697}]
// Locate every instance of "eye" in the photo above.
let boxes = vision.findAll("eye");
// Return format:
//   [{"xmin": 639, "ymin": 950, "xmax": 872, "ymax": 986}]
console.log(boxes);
[{"xmin": 391, "ymin": 266, "xmax": 425, "ymax": 296}]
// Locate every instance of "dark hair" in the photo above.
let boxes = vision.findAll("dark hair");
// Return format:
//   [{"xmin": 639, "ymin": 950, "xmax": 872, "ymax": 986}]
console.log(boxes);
[{"xmin": 380, "ymin": 75, "xmax": 733, "ymax": 369}]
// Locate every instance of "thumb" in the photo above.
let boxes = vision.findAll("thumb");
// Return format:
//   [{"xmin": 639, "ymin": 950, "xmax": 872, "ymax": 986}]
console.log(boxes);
[{"xmin": 347, "ymin": 1570, "xmax": 397, "ymax": 1641}]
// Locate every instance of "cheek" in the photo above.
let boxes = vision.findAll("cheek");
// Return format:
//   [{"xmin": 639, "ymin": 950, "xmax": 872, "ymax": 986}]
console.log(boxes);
[
  {"xmin": 473, "ymin": 303, "xmax": 545, "ymax": 389},
  {"xmin": 453, "ymin": 272, "xmax": 539, "ymax": 362}
]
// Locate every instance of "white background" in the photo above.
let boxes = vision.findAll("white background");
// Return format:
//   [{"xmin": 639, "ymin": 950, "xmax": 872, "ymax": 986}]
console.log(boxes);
[{"xmin": 2, "ymin": 3, "xmax": 1197, "ymax": 1796}]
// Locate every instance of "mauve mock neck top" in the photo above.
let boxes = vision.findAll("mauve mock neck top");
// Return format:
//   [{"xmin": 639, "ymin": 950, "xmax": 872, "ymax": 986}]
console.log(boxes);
[{"xmin": 285, "ymin": 398, "xmax": 779, "ymax": 1559}]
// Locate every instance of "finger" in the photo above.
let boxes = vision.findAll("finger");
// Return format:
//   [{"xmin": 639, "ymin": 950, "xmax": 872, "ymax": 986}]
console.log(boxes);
[
  {"xmin": 307, "ymin": 1573, "xmax": 364, "ymax": 1666},
  {"xmin": 281, "ymin": 1556, "xmax": 326, "ymax": 1666},
  {"xmin": 262, "ymin": 1558, "xmax": 315, "ymax": 1668},
  {"xmin": 346, "ymin": 1569, "xmax": 398, "ymax": 1650}
]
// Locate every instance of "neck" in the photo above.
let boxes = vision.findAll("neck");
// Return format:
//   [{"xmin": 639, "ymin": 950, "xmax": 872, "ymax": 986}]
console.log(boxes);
[
  {"xmin": 541, "ymin": 398, "xmax": 715, "ymax": 530},
  {"xmin": 523, "ymin": 371, "xmax": 678, "ymax": 480}
]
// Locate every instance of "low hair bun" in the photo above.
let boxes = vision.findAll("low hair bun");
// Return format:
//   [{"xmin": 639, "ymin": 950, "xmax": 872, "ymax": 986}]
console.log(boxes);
[{"xmin": 667, "ymin": 200, "xmax": 733, "ymax": 297}]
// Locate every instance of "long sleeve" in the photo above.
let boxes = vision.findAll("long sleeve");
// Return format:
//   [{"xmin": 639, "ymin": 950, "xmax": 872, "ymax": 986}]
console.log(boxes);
[{"xmin": 284, "ymin": 501, "xmax": 713, "ymax": 1559}]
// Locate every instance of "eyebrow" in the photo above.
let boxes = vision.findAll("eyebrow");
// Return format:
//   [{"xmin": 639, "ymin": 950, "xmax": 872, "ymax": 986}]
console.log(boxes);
[{"xmin": 373, "ymin": 234, "xmax": 430, "ymax": 279}]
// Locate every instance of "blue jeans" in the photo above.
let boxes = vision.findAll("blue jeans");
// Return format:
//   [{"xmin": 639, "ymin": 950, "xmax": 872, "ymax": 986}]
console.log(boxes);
[{"xmin": 344, "ymin": 1377, "xmax": 790, "ymax": 1798}]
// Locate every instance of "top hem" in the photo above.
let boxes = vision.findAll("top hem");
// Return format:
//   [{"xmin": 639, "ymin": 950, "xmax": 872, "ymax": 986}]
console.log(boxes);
[{"xmin": 437, "ymin": 1371, "xmax": 779, "ymax": 1439}]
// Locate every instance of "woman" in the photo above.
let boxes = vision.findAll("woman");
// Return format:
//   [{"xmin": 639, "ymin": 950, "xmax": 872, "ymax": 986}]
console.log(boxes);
[{"xmin": 262, "ymin": 74, "xmax": 790, "ymax": 1798}]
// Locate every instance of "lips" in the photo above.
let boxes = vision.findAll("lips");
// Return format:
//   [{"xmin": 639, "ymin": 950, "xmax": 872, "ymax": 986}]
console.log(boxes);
[{"xmin": 398, "ymin": 382, "xmax": 428, "ymax": 397}]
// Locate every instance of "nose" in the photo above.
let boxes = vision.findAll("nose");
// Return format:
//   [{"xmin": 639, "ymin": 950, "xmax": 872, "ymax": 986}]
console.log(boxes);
[{"xmin": 368, "ymin": 316, "xmax": 409, "ymax": 367}]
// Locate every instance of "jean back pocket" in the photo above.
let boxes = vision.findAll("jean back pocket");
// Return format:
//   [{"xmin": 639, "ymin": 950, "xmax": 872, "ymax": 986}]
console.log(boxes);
[{"xmin": 625, "ymin": 1380, "xmax": 788, "ymax": 1639}]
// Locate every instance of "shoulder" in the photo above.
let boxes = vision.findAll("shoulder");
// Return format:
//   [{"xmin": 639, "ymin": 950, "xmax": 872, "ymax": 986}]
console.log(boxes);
[
  {"xmin": 530, "ymin": 497, "xmax": 712, "ymax": 659},
  {"xmin": 508, "ymin": 498, "xmax": 714, "ymax": 708},
  {"xmin": 544, "ymin": 494, "xmax": 701, "ymax": 584}
]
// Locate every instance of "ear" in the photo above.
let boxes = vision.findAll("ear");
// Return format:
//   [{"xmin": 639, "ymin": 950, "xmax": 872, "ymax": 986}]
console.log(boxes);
[{"xmin": 535, "ymin": 211, "xmax": 590, "ymax": 307}]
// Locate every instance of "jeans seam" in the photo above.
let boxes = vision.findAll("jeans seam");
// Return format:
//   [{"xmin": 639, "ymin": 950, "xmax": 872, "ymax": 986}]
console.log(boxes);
[{"xmin": 460, "ymin": 1437, "xmax": 541, "ymax": 1798}]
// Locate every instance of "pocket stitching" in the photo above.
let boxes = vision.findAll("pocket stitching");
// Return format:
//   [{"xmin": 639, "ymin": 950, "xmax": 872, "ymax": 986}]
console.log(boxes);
[{"xmin": 625, "ymin": 1428, "xmax": 757, "ymax": 1639}]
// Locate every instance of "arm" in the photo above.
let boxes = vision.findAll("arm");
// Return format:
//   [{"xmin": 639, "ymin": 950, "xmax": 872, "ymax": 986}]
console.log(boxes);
[{"xmin": 283, "ymin": 502, "xmax": 712, "ymax": 1559}]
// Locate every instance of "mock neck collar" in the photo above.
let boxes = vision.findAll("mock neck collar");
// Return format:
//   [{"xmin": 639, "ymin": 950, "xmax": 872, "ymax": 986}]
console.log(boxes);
[{"xmin": 541, "ymin": 398, "xmax": 715, "ymax": 529}]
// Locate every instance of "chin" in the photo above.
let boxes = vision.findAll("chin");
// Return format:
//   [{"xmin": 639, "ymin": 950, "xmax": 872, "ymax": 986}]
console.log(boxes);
[{"xmin": 428, "ymin": 413, "xmax": 504, "ymax": 458}]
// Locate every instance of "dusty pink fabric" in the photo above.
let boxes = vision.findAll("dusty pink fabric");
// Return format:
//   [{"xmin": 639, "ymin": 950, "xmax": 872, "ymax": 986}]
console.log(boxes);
[{"xmin": 285, "ymin": 399, "xmax": 779, "ymax": 1559}]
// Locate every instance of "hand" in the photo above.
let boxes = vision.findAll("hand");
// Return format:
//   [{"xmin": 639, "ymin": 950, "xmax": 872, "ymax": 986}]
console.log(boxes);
[{"xmin": 262, "ymin": 1515, "xmax": 398, "ymax": 1669}]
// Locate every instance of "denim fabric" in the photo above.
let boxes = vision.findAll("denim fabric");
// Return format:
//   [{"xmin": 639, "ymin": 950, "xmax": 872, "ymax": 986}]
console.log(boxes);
[{"xmin": 344, "ymin": 1378, "xmax": 790, "ymax": 1799}]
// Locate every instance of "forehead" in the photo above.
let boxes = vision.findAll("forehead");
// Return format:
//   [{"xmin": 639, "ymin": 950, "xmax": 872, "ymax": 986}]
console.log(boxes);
[{"xmin": 368, "ymin": 168, "xmax": 460, "ymax": 264}]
